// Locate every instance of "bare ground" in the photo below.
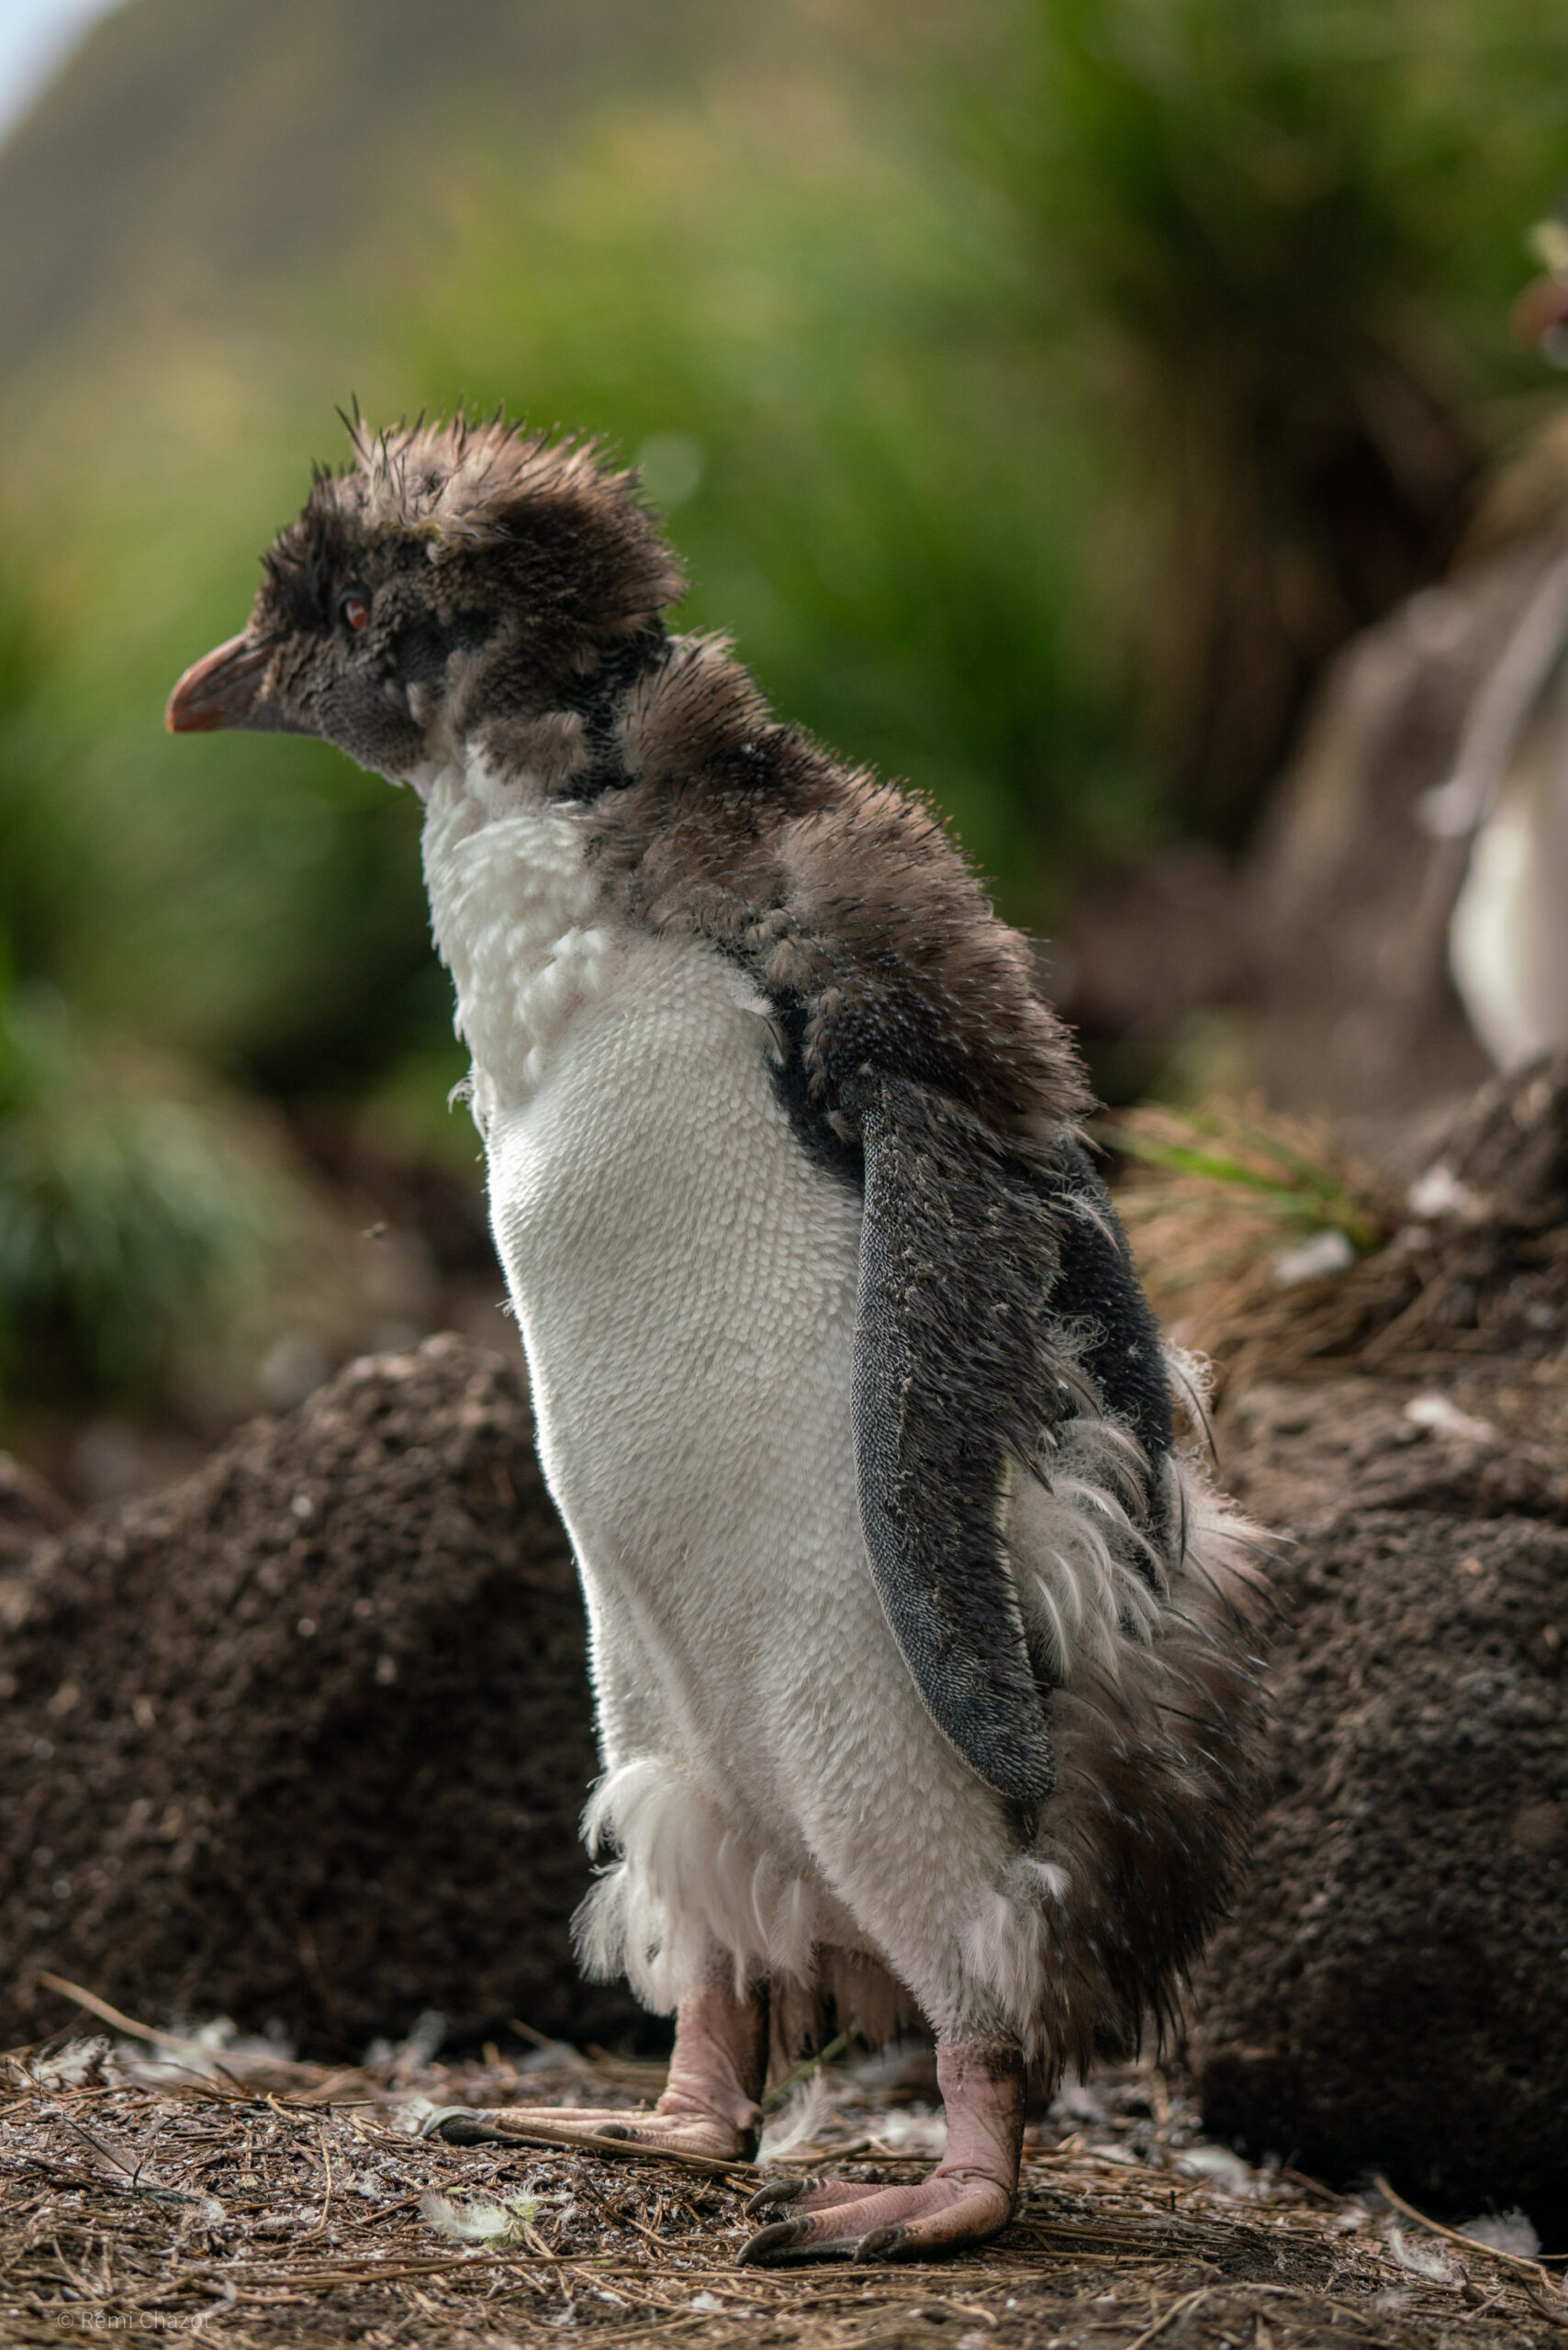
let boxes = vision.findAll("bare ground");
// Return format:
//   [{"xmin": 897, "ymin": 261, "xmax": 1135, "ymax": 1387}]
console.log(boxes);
[{"xmin": 3, "ymin": 2010, "xmax": 1563, "ymax": 2350}]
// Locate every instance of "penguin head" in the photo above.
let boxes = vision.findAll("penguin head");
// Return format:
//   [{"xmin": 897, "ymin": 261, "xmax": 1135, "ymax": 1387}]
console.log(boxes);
[{"xmin": 166, "ymin": 413, "xmax": 685, "ymax": 784}]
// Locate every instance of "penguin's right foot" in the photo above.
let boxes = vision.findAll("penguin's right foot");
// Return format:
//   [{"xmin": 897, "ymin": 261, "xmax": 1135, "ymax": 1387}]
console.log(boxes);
[
  {"xmin": 424, "ymin": 1973, "xmax": 767, "ymax": 2171},
  {"xmin": 420, "ymin": 2101, "xmax": 753, "ymax": 2162}
]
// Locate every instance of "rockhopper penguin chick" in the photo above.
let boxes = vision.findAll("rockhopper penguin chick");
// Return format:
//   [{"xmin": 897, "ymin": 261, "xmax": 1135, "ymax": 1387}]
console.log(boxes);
[{"xmin": 168, "ymin": 415, "xmax": 1268, "ymax": 2266}]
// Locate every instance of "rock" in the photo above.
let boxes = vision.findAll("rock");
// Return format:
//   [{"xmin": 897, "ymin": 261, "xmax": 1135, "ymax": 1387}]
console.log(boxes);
[
  {"xmin": 0, "ymin": 1335, "xmax": 642, "ymax": 2059},
  {"xmin": 1247, "ymin": 523, "xmax": 1568, "ymax": 1139},
  {"xmin": 1193, "ymin": 1372, "xmax": 1568, "ymax": 2243}
]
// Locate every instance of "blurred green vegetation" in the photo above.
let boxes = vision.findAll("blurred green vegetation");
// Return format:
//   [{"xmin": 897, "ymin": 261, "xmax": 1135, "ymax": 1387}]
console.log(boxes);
[
  {"xmin": 984, "ymin": 0, "xmax": 1568, "ymax": 833},
  {"xmin": 0, "ymin": 976, "xmax": 278, "ymax": 1407},
  {"xmin": 1, "ymin": 0, "xmax": 1567, "ymax": 1420}
]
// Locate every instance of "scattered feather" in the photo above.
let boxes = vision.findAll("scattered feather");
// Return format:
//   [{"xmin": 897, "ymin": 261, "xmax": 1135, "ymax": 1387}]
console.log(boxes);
[
  {"xmin": 1178, "ymin": 2143, "xmax": 1254, "ymax": 2193},
  {"xmin": 756, "ymin": 2070, "xmax": 830, "ymax": 2161},
  {"xmin": 419, "ymin": 2188, "xmax": 541, "ymax": 2244},
  {"xmin": 1460, "ymin": 2210, "xmax": 1541, "ymax": 2257},
  {"xmin": 1404, "ymin": 1392, "xmax": 1495, "ymax": 1443},
  {"xmin": 1273, "ymin": 1228, "xmax": 1356, "ymax": 1287},
  {"xmin": 25, "ymin": 2035, "xmax": 110, "ymax": 2088},
  {"xmin": 1388, "ymin": 2226, "xmax": 1459, "ymax": 2283}
]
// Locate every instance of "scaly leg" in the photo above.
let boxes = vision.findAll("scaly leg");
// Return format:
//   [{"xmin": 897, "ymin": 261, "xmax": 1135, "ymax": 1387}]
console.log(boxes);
[
  {"xmin": 424, "ymin": 1972, "xmax": 767, "ymax": 2161},
  {"xmin": 740, "ymin": 2033, "xmax": 1023, "ymax": 2265}
]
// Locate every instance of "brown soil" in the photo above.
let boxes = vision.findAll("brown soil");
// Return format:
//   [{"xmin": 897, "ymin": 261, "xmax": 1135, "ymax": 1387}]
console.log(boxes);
[{"xmin": 0, "ymin": 1335, "xmax": 642, "ymax": 2060}]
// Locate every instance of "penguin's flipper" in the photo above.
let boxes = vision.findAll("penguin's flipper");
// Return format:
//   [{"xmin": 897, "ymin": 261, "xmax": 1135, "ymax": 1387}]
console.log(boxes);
[{"xmin": 851, "ymin": 1072, "xmax": 1073, "ymax": 1808}]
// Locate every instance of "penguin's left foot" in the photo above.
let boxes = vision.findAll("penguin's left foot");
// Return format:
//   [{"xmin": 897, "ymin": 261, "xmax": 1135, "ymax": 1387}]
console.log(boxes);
[
  {"xmin": 739, "ymin": 2165, "xmax": 1014, "ymax": 2263},
  {"xmin": 739, "ymin": 2033, "xmax": 1023, "ymax": 2266}
]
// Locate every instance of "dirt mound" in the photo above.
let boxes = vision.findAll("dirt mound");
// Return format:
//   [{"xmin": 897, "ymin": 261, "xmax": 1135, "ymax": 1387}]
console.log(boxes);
[
  {"xmin": 1193, "ymin": 1369, "xmax": 1568, "ymax": 2244},
  {"xmin": 0, "ymin": 1335, "xmax": 642, "ymax": 2059}
]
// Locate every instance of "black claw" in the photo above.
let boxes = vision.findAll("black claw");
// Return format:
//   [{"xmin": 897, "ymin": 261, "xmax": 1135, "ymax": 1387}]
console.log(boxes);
[
  {"xmin": 592, "ymin": 2122, "xmax": 633, "ymax": 2140},
  {"xmin": 743, "ymin": 2173, "xmax": 813, "ymax": 2218},
  {"xmin": 738, "ymin": 2218, "xmax": 812, "ymax": 2266},
  {"xmin": 854, "ymin": 2222, "xmax": 912, "ymax": 2263},
  {"xmin": 420, "ymin": 2108, "xmax": 508, "ymax": 2146}
]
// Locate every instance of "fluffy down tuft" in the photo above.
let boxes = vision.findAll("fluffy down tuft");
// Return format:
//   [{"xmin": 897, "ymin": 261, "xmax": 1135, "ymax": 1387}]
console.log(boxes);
[
  {"xmin": 577, "ymin": 1757, "xmax": 861, "ymax": 2009},
  {"xmin": 1023, "ymin": 1444, "xmax": 1271, "ymax": 2077}
]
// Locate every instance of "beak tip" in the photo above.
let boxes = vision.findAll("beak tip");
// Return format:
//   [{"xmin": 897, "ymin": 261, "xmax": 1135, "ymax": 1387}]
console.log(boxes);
[
  {"xmin": 165, "ymin": 692, "xmax": 214, "ymax": 734},
  {"xmin": 165, "ymin": 632, "xmax": 264, "ymax": 735}
]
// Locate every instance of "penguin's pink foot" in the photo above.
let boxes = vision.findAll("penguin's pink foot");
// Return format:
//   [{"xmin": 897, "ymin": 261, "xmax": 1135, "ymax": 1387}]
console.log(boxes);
[
  {"xmin": 740, "ymin": 2166, "xmax": 1014, "ymax": 2263},
  {"xmin": 424, "ymin": 1974, "xmax": 767, "ymax": 2166},
  {"xmin": 425, "ymin": 2101, "xmax": 753, "ymax": 2161},
  {"xmin": 739, "ymin": 2035, "xmax": 1023, "ymax": 2266}
]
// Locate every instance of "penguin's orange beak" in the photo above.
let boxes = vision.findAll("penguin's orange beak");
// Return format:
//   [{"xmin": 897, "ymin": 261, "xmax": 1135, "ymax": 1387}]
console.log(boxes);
[{"xmin": 165, "ymin": 633, "xmax": 276, "ymax": 733}]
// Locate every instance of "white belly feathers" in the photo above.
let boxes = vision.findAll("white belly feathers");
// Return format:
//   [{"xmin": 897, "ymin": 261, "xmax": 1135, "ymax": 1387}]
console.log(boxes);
[{"xmin": 420, "ymin": 754, "xmax": 1025, "ymax": 2028}]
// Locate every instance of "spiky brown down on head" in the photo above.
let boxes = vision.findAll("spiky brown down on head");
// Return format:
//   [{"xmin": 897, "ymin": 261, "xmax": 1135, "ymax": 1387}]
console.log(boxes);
[{"xmin": 170, "ymin": 414, "xmax": 686, "ymax": 778}]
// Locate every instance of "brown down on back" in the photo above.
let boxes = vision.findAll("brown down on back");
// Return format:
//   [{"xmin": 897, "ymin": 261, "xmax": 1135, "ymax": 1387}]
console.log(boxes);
[{"xmin": 590, "ymin": 631, "xmax": 1089, "ymax": 1149}]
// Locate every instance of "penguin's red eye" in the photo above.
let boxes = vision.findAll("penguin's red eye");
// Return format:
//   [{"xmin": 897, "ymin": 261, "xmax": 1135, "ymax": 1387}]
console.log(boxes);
[{"xmin": 341, "ymin": 592, "xmax": 370, "ymax": 633}]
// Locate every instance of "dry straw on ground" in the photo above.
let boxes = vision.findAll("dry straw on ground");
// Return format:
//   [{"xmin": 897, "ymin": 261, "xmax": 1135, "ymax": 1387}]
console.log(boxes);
[
  {"xmin": 1109, "ymin": 1073, "xmax": 1568, "ymax": 1399},
  {"xmin": 2, "ymin": 1984, "xmax": 1563, "ymax": 2350}
]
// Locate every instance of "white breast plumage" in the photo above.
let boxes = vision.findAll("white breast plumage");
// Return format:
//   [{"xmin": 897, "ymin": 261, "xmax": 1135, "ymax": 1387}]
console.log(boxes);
[{"xmin": 420, "ymin": 753, "xmax": 610, "ymax": 1133}]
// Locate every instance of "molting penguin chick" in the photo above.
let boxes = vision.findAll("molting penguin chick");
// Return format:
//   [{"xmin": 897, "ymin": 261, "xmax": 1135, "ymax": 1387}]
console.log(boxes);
[{"xmin": 169, "ymin": 413, "xmax": 1270, "ymax": 2266}]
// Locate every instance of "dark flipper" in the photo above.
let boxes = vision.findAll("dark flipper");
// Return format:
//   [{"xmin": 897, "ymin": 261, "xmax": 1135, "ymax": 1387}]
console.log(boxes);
[
  {"xmin": 1045, "ymin": 1139, "xmax": 1171, "ymax": 1469},
  {"xmin": 851, "ymin": 1075, "xmax": 1082, "ymax": 1807}
]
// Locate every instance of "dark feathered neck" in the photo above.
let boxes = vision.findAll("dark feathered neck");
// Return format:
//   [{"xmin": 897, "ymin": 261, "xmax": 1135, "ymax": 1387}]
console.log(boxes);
[{"xmin": 556, "ymin": 622, "xmax": 672, "ymax": 798}]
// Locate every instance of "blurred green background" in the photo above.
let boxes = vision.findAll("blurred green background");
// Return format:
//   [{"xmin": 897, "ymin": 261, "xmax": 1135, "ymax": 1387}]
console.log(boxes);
[{"xmin": 3, "ymin": 0, "xmax": 1567, "ymax": 1474}]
